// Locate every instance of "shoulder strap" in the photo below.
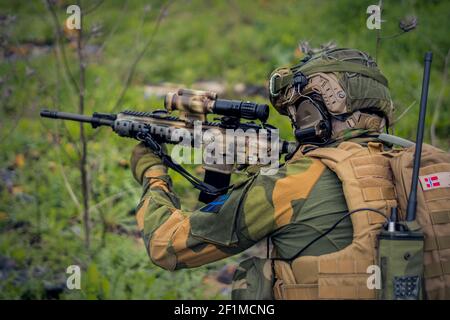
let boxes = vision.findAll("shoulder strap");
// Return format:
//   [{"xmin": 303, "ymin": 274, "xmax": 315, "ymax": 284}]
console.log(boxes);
[
  {"xmin": 306, "ymin": 141, "xmax": 364, "ymax": 163},
  {"xmin": 306, "ymin": 147, "xmax": 350, "ymax": 163}
]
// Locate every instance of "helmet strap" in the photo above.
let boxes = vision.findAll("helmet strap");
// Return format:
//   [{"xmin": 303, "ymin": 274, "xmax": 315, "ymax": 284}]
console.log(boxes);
[{"xmin": 331, "ymin": 111, "xmax": 386, "ymax": 138}]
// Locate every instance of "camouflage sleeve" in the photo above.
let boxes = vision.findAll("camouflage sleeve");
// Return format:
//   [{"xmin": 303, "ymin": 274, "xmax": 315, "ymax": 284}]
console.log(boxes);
[{"xmin": 134, "ymin": 151, "xmax": 326, "ymax": 271}]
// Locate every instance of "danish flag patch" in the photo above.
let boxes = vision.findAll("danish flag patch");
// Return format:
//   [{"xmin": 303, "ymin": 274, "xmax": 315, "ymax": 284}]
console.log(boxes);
[{"xmin": 419, "ymin": 172, "xmax": 450, "ymax": 191}]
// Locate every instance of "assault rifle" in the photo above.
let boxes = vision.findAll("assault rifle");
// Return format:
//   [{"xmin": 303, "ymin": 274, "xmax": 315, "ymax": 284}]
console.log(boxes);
[{"xmin": 41, "ymin": 88, "xmax": 297, "ymax": 203}]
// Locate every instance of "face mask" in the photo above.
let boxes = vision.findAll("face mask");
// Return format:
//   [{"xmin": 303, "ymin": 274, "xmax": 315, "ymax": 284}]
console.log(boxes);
[{"xmin": 292, "ymin": 95, "xmax": 332, "ymax": 145}]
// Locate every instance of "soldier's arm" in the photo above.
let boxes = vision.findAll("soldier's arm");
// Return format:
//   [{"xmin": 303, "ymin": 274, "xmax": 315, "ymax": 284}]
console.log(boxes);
[{"xmin": 131, "ymin": 143, "xmax": 324, "ymax": 270}]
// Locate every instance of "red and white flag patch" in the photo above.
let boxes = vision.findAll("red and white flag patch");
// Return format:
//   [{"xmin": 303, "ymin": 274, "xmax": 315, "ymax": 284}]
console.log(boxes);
[{"xmin": 419, "ymin": 172, "xmax": 450, "ymax": 191}]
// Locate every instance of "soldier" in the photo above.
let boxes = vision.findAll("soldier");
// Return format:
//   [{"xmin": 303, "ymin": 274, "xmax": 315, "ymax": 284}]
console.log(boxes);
[{"xmin": 130, "ymin": 48, "xmax": 395, "ymax": 299}]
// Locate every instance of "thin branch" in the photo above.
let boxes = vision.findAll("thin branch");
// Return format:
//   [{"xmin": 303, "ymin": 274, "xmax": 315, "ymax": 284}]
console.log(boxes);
[
  {"xmin": 49, "ymin": 26, "xmax": 79, "ymax": 111},
  {"xmin": 84, "ymin": 0, "xmax": 105, "ymax": 15},
  {"xmin": 134, "ymin": 3, "xmax": 152, "ymax": 46},
  {"xmin": 87, "ymin": 0, "xmax": 172, "ymax": 142},
  {"xmin": 379, "ymin": 30, "xmax": 406, "ymax": 40},
  {"xmin": 15, "ymin": 18, "xmax": 80, "ymax": 150},
  {"xmin": 59, "ymin": 162, "xmax": 82, "ymax": 210},
  {"xmin": 53, "ymin": 117, "xmax": 82, "ymax": 209},
  {"xmin": 51, "ymin": 46, "xmax": 82, "ymax": 157},
  {"xmin": 110, "ymin": 0, "xmax": 173, "ymax": 112},
  {"xmin": 86, "ymin": 0, "xmax": 129, "ymax": 119},
  {"xmin": 392, "ymin": 100, "xmax": 416, "ymax": 125},
  {"xmin": 38, "ymin": 118, "xmax": 78, "ymax": 163},
  {"xmin": 87, "ymin": 191, "xmax": 129, "ymax": 214},
  {"xmin": 75, "ymin": 0, "xmax": 91, "ymax": 249},
  {"xmin": 45, "ymin": 0, "xmax": 80, "ymax": 93},
  {"xmin": 0, "ymin": 36, "xmax": 36, "ymax": 142},
  {"xmin": 375, "ymin": 0, "xmax": 383, "ymax": 62},
  {"xmin": 98, "ymin": 1, "xmax": 129, "ymax": 53},
  {"xmin": 0, "ymin": 107, "xmax": 26, "ymax": 143},
  {"xmin": 431, "ymin": 48, "xmax": 450, "ymax": 146}
]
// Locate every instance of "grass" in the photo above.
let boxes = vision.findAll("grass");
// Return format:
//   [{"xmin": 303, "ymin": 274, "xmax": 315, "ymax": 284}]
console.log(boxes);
[{"xmin": 0, "ymin": 0, "xmax": 449, "ymax": 299}]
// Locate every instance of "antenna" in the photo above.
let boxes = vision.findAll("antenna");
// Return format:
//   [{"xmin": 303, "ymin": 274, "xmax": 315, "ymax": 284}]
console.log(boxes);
[{"xmin": 406, "ymin": 52, "xmax": 433, "ymax": 221}]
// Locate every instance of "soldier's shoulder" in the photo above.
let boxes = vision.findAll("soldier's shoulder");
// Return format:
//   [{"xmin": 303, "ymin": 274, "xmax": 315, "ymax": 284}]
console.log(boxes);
[{"xmin": 286, "ymin": 148, "xmax": 323, "ymax": 166}]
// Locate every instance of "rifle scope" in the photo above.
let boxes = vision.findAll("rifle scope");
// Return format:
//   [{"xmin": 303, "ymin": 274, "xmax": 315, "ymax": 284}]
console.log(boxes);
[{"xmin": 165, "ymin": 88, "xmax": 269, "ymax": 122}]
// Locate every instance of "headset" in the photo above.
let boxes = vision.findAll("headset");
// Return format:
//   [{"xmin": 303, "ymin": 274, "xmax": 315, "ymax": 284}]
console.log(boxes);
[{"xmin": 291, "ymin": 93, "xmax": 332, "ymax": 145}]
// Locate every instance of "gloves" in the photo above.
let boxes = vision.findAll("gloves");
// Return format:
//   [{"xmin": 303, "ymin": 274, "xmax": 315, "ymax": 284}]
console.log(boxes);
[{"xmin": 130, "ymin": 142, "xmax": 166, "ymax": 184}]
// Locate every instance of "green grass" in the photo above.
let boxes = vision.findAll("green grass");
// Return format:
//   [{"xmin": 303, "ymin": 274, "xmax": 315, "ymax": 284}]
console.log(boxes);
[{"xmin": 0, "ymin": 0, "xmax": 449, "ymax": 299}]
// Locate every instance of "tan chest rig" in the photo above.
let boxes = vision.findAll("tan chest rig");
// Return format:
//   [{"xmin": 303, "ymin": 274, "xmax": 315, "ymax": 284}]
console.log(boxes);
[{"xmin": 273, "ymin": 141, "xmax": 396, "ymax": 299}]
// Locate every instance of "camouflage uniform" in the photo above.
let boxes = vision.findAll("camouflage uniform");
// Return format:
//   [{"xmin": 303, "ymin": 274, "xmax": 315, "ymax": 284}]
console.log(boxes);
[
  {"xmin": 127, "ymin": 132, "xmax": 385, "ymax": 297},
  {"xmin": 129, "ymin": 48, "xmax": 407, "ymax": 299}
]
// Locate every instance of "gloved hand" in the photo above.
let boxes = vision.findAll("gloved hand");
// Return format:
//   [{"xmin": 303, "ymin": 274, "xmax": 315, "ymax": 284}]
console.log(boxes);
[{"xmin": 130, "ymin": 142, "xmax": 166, "ymax": 184}]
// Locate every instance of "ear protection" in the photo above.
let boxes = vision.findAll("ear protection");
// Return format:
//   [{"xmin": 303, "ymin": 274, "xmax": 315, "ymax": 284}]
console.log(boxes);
[{"xmin": 292, "ymin": 94, "xmax": 332, "ymax": 145}]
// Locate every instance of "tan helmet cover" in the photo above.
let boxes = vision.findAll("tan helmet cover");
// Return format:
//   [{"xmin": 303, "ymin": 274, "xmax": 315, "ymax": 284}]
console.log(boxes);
[
  {"xmin": 269, "ymin": 48, "xmax": 394, "ymax": 125},
  {"xmin": 269, "ymin": 70, "xmax": 348, "ymax": 117},
  {"xmin": 301, "ymin": 72, "xmax": 347, "ymax": 116}
]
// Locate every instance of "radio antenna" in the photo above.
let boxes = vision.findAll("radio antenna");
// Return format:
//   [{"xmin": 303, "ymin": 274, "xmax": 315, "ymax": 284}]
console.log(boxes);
[{"xmin": 406, "ymin": 52, "xmax": 433, "ymax": 221}]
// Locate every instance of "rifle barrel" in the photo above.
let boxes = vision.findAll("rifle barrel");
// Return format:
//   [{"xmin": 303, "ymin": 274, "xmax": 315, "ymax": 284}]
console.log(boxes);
[{"xmin": 40, "ymin": 110, "xmax": 115, "ymax": 127}]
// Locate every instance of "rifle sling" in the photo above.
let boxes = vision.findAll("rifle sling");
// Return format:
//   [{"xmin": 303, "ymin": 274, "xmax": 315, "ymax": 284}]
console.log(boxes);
[{"xmin": 142, "ymin": 133, "xmax": 232, "ymax": 197}]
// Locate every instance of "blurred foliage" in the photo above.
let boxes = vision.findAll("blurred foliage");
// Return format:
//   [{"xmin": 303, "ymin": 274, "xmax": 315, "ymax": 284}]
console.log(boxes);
[{"xmin": 0, "ymin": 0, "xmax": 449, "ymax": 299}]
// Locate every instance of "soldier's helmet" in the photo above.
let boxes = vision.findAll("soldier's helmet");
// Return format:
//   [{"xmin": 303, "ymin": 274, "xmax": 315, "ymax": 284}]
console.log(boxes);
[{"xmin": 268, "ymin": 48, "xmax": 394, "ymax": 144}]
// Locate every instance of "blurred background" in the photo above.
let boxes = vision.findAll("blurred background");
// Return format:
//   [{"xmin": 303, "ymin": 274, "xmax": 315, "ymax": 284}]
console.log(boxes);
[{"xmin": 0, "ymin": 0, "xmax": 449, "ymax": 299}]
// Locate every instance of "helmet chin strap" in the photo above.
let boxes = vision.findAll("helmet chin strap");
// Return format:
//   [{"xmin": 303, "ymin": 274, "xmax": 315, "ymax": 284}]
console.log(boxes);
[
  {"xmin": 331, "ymin": 111, "xmax": 386, "ymax": 138},
  {"xmin": 287, "ymin": 105, "xmax": 297, "ymax": 127}
]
